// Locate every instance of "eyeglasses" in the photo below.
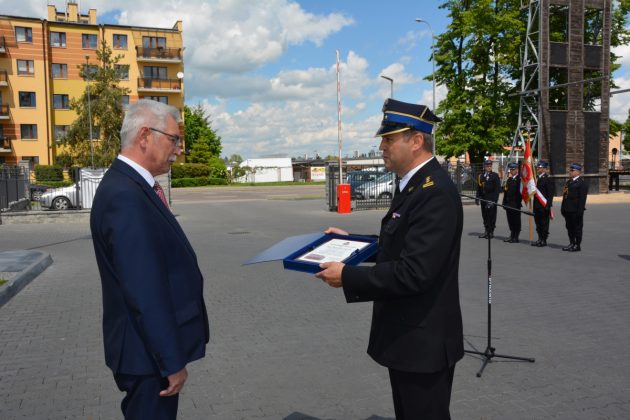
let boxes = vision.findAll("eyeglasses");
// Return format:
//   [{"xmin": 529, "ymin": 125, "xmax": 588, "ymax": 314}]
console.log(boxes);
[{"xmin": 148, "ymin": 127, "xmax": 181, "ymax": 147}]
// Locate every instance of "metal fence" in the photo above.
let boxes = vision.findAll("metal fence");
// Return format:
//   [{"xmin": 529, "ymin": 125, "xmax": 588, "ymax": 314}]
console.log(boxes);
[
  {"xmin": 0, "ymin": 165, "xmax": 28, "ymax": 210},
  {"xmin": 326, "ymin": 161, "xmax": 484, "ymax": 211}
]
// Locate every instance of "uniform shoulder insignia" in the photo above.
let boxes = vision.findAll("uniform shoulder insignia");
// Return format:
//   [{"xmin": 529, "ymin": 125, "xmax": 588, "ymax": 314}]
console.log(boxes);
[{"xmin": 422, "ymin": 176, "xmax": 434, "ymax": 189}]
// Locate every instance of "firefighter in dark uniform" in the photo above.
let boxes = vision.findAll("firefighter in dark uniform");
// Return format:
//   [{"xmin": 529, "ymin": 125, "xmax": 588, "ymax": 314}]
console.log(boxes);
[
  {"xmin": 476, "ymin": 160, "xmax": 500, "ymax": 238},
  {"xmin": 502, "ymin": 162, "xmax": 522, "ymax": 243},
  {"xmin": 531, "ymin": 160, "xmax": 555, "ymax": 247},
  {"xmin": 561, "ymin": 163, "xmax": 588, "ymax": 252}
]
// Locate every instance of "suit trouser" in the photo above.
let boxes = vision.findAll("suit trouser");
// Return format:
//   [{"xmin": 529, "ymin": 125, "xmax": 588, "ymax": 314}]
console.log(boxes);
[
  {"xmin": 114, "ymin": 373, "xmax": 179, "ymax": 420},
  {"xmin": 505, "ymin": 208, "xmax": 521, "ymax": 235},
  {"xmin": 388, "ymin": 365, "xmax": 455, "ymax": 420},
  {"xmin": 563, "ymin": 211, "xmax": 584, "ymax": 245},
  {"xmin": 480, "ymin": 203, "xmax": 497, "ymax": 232},
  {"xmin": 533, "ymin": 208, "xmax": 551, "ymax": 240}
]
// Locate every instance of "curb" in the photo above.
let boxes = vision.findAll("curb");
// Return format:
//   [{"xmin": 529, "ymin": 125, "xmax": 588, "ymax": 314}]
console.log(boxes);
[{"xmin": 0, "ymin": 250, "xmax": 53, "ymax": 309}]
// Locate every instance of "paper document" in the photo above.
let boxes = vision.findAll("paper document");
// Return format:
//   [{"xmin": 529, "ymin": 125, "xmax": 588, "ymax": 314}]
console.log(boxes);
[{"xmin": 297, "ymin": 238, "xmax": 370, "ymax": 264}]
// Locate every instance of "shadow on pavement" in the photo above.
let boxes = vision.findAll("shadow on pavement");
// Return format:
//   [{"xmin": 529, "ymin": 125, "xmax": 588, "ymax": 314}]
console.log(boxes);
[{"xmin": 284, "ymin": 413, "xmax": 393, "ymax": 420}]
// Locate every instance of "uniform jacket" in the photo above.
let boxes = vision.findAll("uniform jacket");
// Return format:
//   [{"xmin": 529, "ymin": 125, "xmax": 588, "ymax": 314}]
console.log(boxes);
[
  {"xmin": 91, "ymin": 159, "xmax": 209, "ymax": 377},
  {"xmin": 476, "ymin": 171, "xmax": 500, "ymax": 203},
  {"xmin": 533, "ymin": 173, "xmax": 555, "ymax": 211},
  {"xmin": 342, "ymin": 158, "xmax": 464, "ymax": 373},
  {"xmin": 502, "ymin": 175, "xmax": 522, "ymax": 208},
  {"xmin": 561, "ymin": 176, "xmax": 588, "ymax": 214}
]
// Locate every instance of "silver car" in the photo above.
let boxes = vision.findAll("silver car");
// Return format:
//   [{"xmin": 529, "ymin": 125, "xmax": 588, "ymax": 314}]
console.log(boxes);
[
  {"xmin": 354, "ymin": 173, "xmax": 396, "ymax": 199},
  {"xmin": 39, "ymin": 184, "xmax": 78, "ymax": 210}
]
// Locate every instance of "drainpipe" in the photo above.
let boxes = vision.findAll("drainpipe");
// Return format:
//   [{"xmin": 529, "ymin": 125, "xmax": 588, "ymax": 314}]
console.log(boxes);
[{"xmin": 41, "ymin": 19, "xmax": 52, "ymax": 165}]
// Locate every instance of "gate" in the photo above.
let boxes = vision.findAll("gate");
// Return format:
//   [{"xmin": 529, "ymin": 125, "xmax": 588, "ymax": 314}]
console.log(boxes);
[{"xmin": 0, "ymin": 166, "xmax": 28, "ymax": 210}]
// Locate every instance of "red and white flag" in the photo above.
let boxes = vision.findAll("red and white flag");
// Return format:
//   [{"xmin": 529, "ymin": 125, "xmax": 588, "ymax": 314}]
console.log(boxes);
[{"xmin": 520, "ymin": 139, "xmax": 536, "ymax": 203}]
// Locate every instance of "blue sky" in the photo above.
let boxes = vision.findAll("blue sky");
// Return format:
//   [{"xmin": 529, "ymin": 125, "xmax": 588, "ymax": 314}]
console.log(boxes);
[{"xmin": 4, "ymin": 0, "xmax": 629, "ymax": 159}]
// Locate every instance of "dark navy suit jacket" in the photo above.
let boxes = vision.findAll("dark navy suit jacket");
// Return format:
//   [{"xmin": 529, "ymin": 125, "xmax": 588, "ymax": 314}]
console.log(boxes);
[
  {"xmin": 342, "ymin": 158, "xmax": 464, "ymax": 373},
  {"xmin": 91, "ymin": 158, "xmax": 209, "ymax": 377}
]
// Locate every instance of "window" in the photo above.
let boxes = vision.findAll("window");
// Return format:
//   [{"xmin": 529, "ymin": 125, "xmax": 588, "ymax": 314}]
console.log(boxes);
[
  {"xmin": 549, "ymin": 5, "xmax": 568, "ymax": 43},
  {"xmin": 141, "ymin": 96, "xmax": 168, "ymax": 104},
  {"xmin": 113, "ymin": 34, "xmax": 128, "ymax": 49},
  {"xmin": 51, "ymin": 63, "xmax": 68, "ymax": 79},
  {"xmin": 19, "ymin": 92, "xmax": 36, "ymax": 107},
  {"xmin": 583, "ymin": 70, "xmax": 602, "ymax": 112},
  {"xmin": 53, "ymin": 94, "xmax": 70, "ymax": 110},
  {"xmin": 549, "ymin": 68, "xmax": 568, "ymax": 111},
  {"xmin": 50, "ymin": 32, "xmax": 66, "ymax": 47},
  {"xmin": 82, "ymin": 33, "xmax": 98, "ymax": 49},
  {"xmin": 143, "ymin": 66, "xmax": 167, "ymax": 79},
  {"xmin": 15, "ymin": 27, "xmax": 33, "ymax": 43},
  {"xmin": 120, "ymin": 95, "xmax": 130, "ymax": 108},
  {"xmin": 54, "ymin": 125, "xmax": 69, "ymax": 142},
  {"xmin": 584, "ymin": 8, "xmax": 603, "ymax": 45},
  {"xmin": 143, "ymin": 36, "xmax": 166, "ymax": 49},
  {"xmin": 115, "ymin": 64, "xmax": 129, "ymax": 80},
  {"xmin": 20, "ymin": 124, "xmax": 37, "ymax": 139},
  {"xmin": 82, "ymin": 64, "xmax": 98, "ymax": 78},
  {"xmin": 17, "ymin": 59, "xmax": 34, "ymax": 75}
]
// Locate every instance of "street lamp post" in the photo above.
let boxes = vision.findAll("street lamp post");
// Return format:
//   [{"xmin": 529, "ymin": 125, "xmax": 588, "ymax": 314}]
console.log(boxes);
[
  {"xmin": 85, "ymin": 55, "xmax": 95, "ymax": 168},
  {"xmin": 380, "ymin": 75, "xmax": 394, "ymax": 98},
  {"xmin": 415, "ymin": 18, "xmax": 436, "ymax": 155}
]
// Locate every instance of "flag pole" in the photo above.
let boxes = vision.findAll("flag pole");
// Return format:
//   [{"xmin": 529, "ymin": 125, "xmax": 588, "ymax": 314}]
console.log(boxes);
[{"xmin": 526, "ymin": 131, "xmax": 533, "ymax": 242}]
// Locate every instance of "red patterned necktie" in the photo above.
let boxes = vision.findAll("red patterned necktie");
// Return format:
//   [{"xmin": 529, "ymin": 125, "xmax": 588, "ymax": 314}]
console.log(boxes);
[{"xmin": 153, "ymin": 181, "xmax": 170, "ymax": 209}]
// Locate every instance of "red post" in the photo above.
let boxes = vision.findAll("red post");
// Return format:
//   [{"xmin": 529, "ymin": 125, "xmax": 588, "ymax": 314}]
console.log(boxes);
[{"xmin": 337, "ymin": 183, "xmax": 351, "ymax": 214}]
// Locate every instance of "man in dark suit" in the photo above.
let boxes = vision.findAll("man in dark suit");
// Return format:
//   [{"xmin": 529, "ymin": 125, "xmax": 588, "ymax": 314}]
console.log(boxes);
[
  {"xmin": 502, "ymin": 162, "xmax": 522, "ymax": 243},
  {"xmin": 561, "ymin": 162, "xmax": 588, "ymax": 252},
  {"xmin": 531, "ymin": 160, "xmax": 555, "ymax": 247},
  {"xmin": 316, "ymin": 99, "xmax": 463, "ymax": 419},
  {"xmin": 476, "ymin": 160, "xmax": 500, "ymax": 238},
  {"xmin": 91, "ymin": 99, "xmax": 209, "ymax": 419}
]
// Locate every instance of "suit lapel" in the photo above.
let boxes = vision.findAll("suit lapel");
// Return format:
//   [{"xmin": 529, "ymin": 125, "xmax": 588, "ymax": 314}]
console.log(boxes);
[
  {"xmin": 383, "ymin": 158, "xmax": 439, "ymax": 222},
  {"xmin": 111, "ymin": 159, "xmax": 197, "ymax": 259}
]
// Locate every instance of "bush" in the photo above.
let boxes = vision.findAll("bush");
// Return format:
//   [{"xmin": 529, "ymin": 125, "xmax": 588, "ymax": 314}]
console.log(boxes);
[
  {"xmin": 54, "ymin": 153, "xmax": 73, "ymax": 169},
  {"xmin": 38, "ymin": 180, "xmax": 74, "ymax": 188},
  {"xmin": 171, "ymin": 163, "xmax": 210, "ymax": 179},
  {"xmin": 171, "ymin": 177, "xmax": 228, "ymax": 188},
  {"xmin": 35, "ymin": 165, "xmax": 64, "ymax": 181}
]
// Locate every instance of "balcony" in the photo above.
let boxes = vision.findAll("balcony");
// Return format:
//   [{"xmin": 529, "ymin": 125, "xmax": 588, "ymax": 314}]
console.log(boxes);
[
  {"xmin": 0, "ymin": 104, "xmax": 9, "ymax": 120},
  {"xmin": 137, "ymin": 78, "xmax": 182, "ymax": 92},
  {"xmin": 0, "ymin": 136, "xmax": 11, "ymax": 153},
  {"xmin": 0, "ymin": 70, "xmax": 7, "ymax": 87},
  {"xmin": 0, "ymin": 36, "xmax": 5, "ymax": 53},
  {"xmin": 136, "ymin": 46, "xmax": 182, "ymax": 62}
]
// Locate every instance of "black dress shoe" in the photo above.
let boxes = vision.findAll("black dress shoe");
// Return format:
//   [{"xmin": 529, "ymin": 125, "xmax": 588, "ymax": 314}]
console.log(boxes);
[
  {"xmin": 531, "ymin": 240, "xmax": 540, "ymax": 247},
  {"xmin": 562, "ymin": 244, "xmax": 574, "ymax": 251},
  {"xmin": 513, "ymin": 237, "xmax": 519, "ymax": 243},
  {"xmin": 504, "ymin": 237, "xmax": 513, "ymax": 243},
  {"xmin": 537, "ymin": 240, "xmax": 547, "ymax": 247},
  {"xmin": 479, "ymin": 233, "xmax": 488, "ymax": 239},
  {"xmin": 568, "ymin": 245, "xmax": 581, "ymax": 252}
]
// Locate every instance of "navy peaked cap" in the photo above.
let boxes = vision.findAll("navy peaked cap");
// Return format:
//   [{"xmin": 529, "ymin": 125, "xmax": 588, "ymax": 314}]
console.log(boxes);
[
  {"xmin": 375, "ymin": 98, "xmax": 441, "ymax": 137},
  {"xmin": 569, "ymin": 162, "xmax": 583, "ymax": 171},
  {"xmin": 507, "ymin": 162, "xmax": 519, "ymax": 169},
  {"xmin": 483, "ymin": 160, "xmax": 493, "ymax": 166},
  {"xmin": 537, "ymin": 160, "xmax": 549, "ymax": 168}
]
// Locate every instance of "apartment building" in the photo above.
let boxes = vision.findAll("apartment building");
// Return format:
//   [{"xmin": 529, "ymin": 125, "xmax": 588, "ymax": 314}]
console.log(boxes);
[{"xmin": 0, "ymin": 2, "xmax": 185, "ymax": 169}]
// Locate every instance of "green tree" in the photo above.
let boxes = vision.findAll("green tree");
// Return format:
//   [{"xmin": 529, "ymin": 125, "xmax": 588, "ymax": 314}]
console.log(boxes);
[
  {"xmin": 184, "ymin": 104, "xmax": 222, "ymax": 157},
  {"xmin": 433, "ymin": 0, "xmax": 524, "ymax": 163},
  {"xmin": 623, "ymin": 110, "xmax": 630, "ymax": 151},
  {"xmin": 59, "ymin": 41, "xmax": 129, "ymax": 167},
  {"xmin": 188, "ymin": 140, "xmax": 214, "ymax": 165}
]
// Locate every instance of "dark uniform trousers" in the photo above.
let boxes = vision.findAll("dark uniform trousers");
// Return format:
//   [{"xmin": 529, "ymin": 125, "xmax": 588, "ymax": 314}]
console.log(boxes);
[
  {"xmin": 502, "ymin": 176, "xmax": 521, "ymax": 238},
  {"xmin": 389, "ymin": 365, "xmax": 455, "ymax": 420},
  {"xmin": 533, "ymin": 209, "xmax": 551, "ymax": 240}
]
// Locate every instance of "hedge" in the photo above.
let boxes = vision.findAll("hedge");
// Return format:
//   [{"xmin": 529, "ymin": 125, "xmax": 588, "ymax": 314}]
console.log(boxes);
[
  {"xmin": 171, "ymin": 163, "xmax": 211, "ymax": 179},
  {"xmin": 171, "ymin": 177, "xmax": 228, "ymax": 188},
  {"xmin": 35, "ymin": 165, "xmax": 64, "ymax": 181}
]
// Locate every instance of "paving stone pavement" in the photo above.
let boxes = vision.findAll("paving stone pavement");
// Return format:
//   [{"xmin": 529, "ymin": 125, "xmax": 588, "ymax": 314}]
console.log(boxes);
[{"xmin": 0, "ymin": 189, "xmax": 629, "ymax": 419}]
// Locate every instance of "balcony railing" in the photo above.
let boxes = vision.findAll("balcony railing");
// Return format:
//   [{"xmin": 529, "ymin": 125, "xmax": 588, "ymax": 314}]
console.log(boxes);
[
  {"xmin": 137, "ymin": 78, "xmax": 182, "ymax": 91},
  {"xmin": 0, "ymin": 136, "xmax": 11, "ymax": 151},
  {"xmin": 0, "ymin": 70, "xmax": 7, "ymax": 86},
  {"xmin": 0, "ymin": 104, "xmax": 9, "ymax": 119},
  {"xmin": 136, "ymin": 46, "xmax": 182, "ymax": 61}
]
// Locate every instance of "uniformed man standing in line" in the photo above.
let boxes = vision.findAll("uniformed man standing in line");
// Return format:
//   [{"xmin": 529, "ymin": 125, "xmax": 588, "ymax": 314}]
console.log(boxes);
[
  {"xmin": 476, "ymin": 160, "xmax": 500, "ymax": 238},
  {"xmin": 531, "ymin": 160, "xmax": 555, "ymax": 247},
  {"xmin": 561, "ymin": 163, "xmax": 588, "ymax": 252},
  {"xmin": 502, "ymin": 162, "xmax": 522, "ymax": 243}
]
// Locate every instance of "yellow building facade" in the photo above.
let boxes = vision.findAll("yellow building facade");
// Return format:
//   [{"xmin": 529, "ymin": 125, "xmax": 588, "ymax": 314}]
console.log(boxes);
[{"xmin": 0, "ymin": 2, "xmax": 185, "ymax": 169}]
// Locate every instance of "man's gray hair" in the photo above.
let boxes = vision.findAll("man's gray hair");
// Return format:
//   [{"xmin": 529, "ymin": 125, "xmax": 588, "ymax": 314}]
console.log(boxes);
[
  {"xmin": 405, "ymin": 130, "xmax": 434, "ymax": 153},
  {"xmin": 120, "ymin": 99, "xmax": 181, "ymax": 150}
]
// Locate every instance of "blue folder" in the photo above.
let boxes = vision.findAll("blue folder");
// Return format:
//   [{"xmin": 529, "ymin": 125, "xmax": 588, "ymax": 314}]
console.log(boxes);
[{"xmin": 244, "ymin": 232, "xmax": 378, "ymax": 274}]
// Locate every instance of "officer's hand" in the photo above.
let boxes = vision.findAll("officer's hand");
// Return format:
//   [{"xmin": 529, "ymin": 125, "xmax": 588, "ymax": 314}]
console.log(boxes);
[
  {"xmin": 315, "ymin": 262, "xmax": 344, "ymax": 288},
  {"xmin": 160, "ymin": 367, "xmax": 188, "ymax": 397},
  {"xmin": 324, "ymin": 227, "xmax": 349, "ymax": 236}
]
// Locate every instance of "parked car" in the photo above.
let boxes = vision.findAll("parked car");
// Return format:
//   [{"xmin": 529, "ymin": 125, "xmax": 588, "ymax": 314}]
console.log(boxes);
[
  {"xmin": 39, "ymin": 184, "xmax": 78, "ymax": 210},
  {"xmin": 29, "ymin": 185, "xmax": 48, "ymax": 201},
  {"xmin": 354, "ymin": 172, "xmax": 396, "ymax": 200},
  {"xmin": 347, "ymin": 170, "xmax": 389, "ymax": 198}
]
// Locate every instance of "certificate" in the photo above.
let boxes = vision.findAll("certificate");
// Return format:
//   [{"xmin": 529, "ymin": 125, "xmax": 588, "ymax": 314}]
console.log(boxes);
[{"xmin": 297, "ymin": 238, "xmax": 371, "ymax": 264}]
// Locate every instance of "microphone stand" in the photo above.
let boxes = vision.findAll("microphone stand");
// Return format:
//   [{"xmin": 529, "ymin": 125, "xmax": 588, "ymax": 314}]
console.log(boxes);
[{"xmin": 460, "ymin": 193, "xmax": 535, "ymax": 377}]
